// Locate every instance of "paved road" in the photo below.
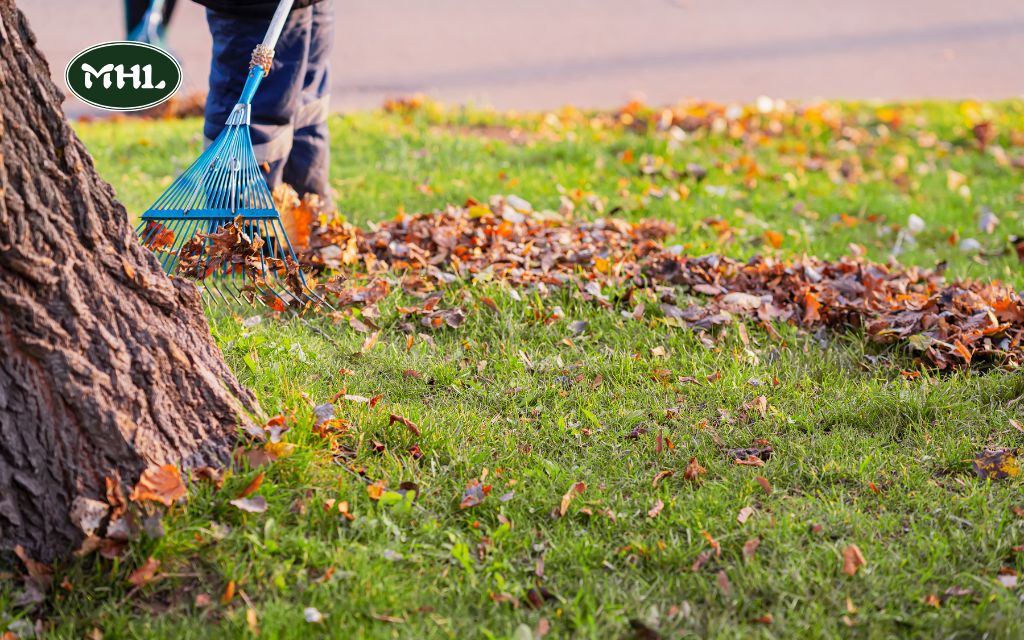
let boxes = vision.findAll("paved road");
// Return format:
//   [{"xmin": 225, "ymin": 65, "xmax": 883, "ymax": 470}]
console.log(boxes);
[{"xmin": 20, "ymin": 0, "xmax": 1024, "ymax": 116}]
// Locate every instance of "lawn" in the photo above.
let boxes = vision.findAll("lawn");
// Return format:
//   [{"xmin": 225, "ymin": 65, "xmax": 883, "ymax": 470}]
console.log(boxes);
[{"xmin": 4, "ymin": 98, "xmax": 1024, "ymax": 639}]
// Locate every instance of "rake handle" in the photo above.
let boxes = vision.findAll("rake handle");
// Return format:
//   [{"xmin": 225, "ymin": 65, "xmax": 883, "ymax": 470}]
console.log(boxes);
[
  {"xmin": 261, "ymin": 0, "xmax": 295, "ymax": 51},
  {"xmin": 227, "ymin": 0, "xmax": 296, "ymax": 122}
]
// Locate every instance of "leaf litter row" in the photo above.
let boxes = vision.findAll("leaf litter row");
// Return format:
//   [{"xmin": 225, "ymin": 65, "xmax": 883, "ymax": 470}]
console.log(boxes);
[{"xmin": 256, "ymin": 185, "xmax": 1024, "ymax": 371}]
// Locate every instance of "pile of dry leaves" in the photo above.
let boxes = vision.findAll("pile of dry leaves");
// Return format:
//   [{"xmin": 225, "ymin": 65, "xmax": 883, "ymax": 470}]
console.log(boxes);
[{"xmin": 195, "ymin": 188, "xmax": 1024, "ymax": 369}]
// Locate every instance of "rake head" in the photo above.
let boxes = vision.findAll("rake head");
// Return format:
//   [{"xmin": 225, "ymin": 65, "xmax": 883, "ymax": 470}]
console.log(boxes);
[{"xmin": 136, "ymin": 106, "xmax": 323, "ymax": 310}]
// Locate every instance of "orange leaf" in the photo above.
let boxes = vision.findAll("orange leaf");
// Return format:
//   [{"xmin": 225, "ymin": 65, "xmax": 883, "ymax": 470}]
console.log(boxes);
[
  {"xmin": 684, "ymin": 457, "xmax": 706, "ymax": 481},
  {"xmin": 559, "ymin": 481, "xmax": 586, "ymax": 517},
  {"xmin": 389, "ymin": 414, "xmax": 421, "ymax": 437},
  {"xmin": 237, "ymin": 472, "xmax": 264, "ymax": 499},
  {"xmin": 842, "ymin": 544, "xmax": 866, "ymax": 576},
  {"xmin": 127, "ymin": 557, "xmax": 161, "ymax": 587},
  {"xmin": 130, "ymin": 464, "xmax": 186, "ymax": 506},
  {"xmin": 647, "ymin": 499, "xmax": 664, "ymax": 518},
  {"xmin": 702, "ymin": 530, "xmax": 721, "ymax": 558}
]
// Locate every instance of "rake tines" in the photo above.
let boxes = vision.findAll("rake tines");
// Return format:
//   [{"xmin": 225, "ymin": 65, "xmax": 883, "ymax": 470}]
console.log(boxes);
[
  {"xmin": 136, "ymin": 111, "xmax": 324, "ymax": 311},
  {"xmin": 135, "ymin": 0, "xmax": 324, "ymax": 311}
]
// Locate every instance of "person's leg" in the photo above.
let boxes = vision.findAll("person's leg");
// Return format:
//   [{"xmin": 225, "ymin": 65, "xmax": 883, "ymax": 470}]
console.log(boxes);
[
  {"xmin": 203, "ymin": 7, "xmax": 313, "ymax": 189},
  {"xmin": 283, "ymin": 0, "xmax": 333, "ymax": 203},
  {"xmin": 125, "ymin": 0, "xmax": 177, "ymax": 39}
]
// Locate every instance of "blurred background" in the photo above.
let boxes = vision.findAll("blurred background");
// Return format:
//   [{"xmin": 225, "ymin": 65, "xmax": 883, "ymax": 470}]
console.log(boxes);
[{"xmin": 20, "ymin": 0, "xmax": 1024, "ymax": 117}]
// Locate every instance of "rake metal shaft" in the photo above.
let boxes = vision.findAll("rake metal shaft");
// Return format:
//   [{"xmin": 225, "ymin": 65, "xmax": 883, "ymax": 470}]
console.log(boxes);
[{"xmin": 135, "ymin": 0, "xmax": 325, "ymax": 310}]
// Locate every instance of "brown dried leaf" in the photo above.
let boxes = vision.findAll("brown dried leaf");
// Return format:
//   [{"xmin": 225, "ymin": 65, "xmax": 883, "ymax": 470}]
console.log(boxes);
[
  {"xmin": 237, "ymin": 472, "xmax": 264, "ymax": 499},
  {"xmin": 559, "ymin": 481, "xmax": 586, "ymax": 517},
  {"xmin": 130, "ymin": 464, "xmax": 187, "ymax": 506},
  {"xmin": 684, "ymin": 457, "xmax": 706, "ymax": 481},
  {"xmin": 648, "ymin": 499, "xmax": 664, "ymax": 518},
  {"xmin": 842, "ymin": 544, "xmax": 866, "ymax": 576},
  {"xmin": 127, "ymin": 557, "xmax": 160, "ymax": 587},
  {"xmin": 389, "ymin": 413, "xmax": 421, "ymax": 437},
  {"xmin": 230, "ymin": 496, "xmax": 268, "ymax": 513}
]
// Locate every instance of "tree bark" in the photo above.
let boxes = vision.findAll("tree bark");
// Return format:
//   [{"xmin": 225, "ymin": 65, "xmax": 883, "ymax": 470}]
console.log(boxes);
[{"xmin": 0, "ymin": 0, "xmax": 257, "ymax": 562}]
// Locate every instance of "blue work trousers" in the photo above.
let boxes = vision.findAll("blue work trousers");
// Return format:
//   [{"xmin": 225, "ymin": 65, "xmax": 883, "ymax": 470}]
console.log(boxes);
[{"xmin": 204, "ymin": 1, "xmax": 333, "ymax": 201}]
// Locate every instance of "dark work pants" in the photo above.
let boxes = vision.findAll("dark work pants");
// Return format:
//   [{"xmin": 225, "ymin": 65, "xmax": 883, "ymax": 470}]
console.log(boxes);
[{"xmin": 203, "ymin": 1, "xmax": 333, "ymax": 201}]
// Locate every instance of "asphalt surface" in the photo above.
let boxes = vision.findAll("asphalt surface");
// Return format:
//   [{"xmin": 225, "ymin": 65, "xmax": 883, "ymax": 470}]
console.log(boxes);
[{"xmin": 20, "ymin": 0, "xmax": 1024, "ymax": 116}]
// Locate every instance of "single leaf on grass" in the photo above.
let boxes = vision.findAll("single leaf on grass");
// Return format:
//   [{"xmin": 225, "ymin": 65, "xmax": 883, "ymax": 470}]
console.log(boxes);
[
  {"xmin": 14, "ymin": 545, "xmax": 53, "ymax": 589},
  {"xmin": 559, "ymin": 481, "xmax": 586, "ymax": 516},
  {"xmin": 691, "ymin": 551, "xmax": 711, "ymax": 572},
  {"xmin": 735, "ymin": 454, "xmax": 766, "ymax": 467},
  {"xmin": 652, "ymin": 470, "xmax": 674, "ymax": 487},
  {"xmin": 460, "ymin": 479, "xmax": 489, "ymax": 509},
  {"xmin": 747, "ymin": 395, "xmax": 768, "ymax": 418},
  {"xmin": 648, "ymin": 499, "xmax": 664, "ymax": 518},
  {"xmin": 264, "ymin": 441, "xmax": 295, "ymax": 458},
  {"xmin": 842, "ymin": 544, "xmax": 866, "ymax": 576},
  {"xmin": 755, "ymin": 476, "xmax": 772, "ymax": 494},
  {"xmin": 304, "ymin": 607, "xmax": 324, "ymax": 623},
  {"xmin": 127, "ymin": 557, "xmax": 160, "ymax": 586},
  {"xmin": 717, "ymin": 570, "xmax": 731, "ymax": 596},
  {"xmin": 130, "ymin": 464, "xmax": 187, "ymax": 506},
  {"xmin": 389, "ymin": 414, "xmax": 421, "ymax": 436},
  {"xmin": 360, "ymin": 331, "xmax": 380, "ymax": 354},
  {"xmin": 737, "ymin": 506, "xmax": 755, "ymax": 524},
  {"xmin": 972, "ymin": 448, "xmax": 1020, "ymax": 480},
  {"xmin": 367, "ymin": 480, "xmax": 388, "ymax": 502},
  {"xmin": 246, "ymin": 608, "xmax": 259, "ymax": 635},
  {"xmin": 237, "ymin": 472, "xmax": 264, "ymax": 499},
  {"xmin": 743, "ymin": 537, "xmax": 761, "ymax": 561},
  {"xmin": 702, "ymin": 531, "xmax": 721, "ymax": 558},
  {"xmin": 684, "ymin": 457, "xmax": 706, "ymax": 481},
  {"xmin": 221, "ymin": 580, "xmax": 235, "ymax": 604},
  {"xmin": 230, "ymin": 496, "xmax": 268, "ymax": 513},
  {"xmin": 194, "ymin": 466, "xmax": 225, "ymax": 489}
]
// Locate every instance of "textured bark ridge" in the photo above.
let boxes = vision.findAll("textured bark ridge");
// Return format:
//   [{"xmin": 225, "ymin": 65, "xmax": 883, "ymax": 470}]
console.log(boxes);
[{"xmin": 0, "ymin": 0, "xmax": 258, "ymax": 561}]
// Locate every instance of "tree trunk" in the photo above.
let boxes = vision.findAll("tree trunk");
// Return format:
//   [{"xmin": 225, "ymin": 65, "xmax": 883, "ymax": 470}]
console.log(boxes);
[{"xmin": 0, "ymin": 0, "xmax": 257, "ymax": 562}]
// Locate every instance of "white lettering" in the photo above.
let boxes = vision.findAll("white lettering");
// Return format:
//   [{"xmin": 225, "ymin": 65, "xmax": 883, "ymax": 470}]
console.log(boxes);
[{"xmin": 81, "ymin": 63, "xmax": 114, "ymax": 89}]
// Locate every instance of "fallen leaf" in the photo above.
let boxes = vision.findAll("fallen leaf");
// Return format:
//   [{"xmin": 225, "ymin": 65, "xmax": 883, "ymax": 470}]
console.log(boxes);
[
  {"xmin": 652, "ymin": 470, "xmax": 675, "ymax": 487},
  {"xmin": 737, "ymin": 506, "xmax": 755, "ymax": 524},
  {"xmin": 559, "ymin": 481, "xmax": 586, "ymax": 517},
  {"xmin": 389, "ymin": 413, "xmax": 421, "ymax": 436},
  {"xmin": 973, "ymin": 448, "xmax": 1020, "ymax": 480},
  {"xmin": 743, "ymin": 537, "xmax": 761, "ymax": 561},
  {"xmin": 127, "ymin": 557, "xmax": 161, "ymax": 587},
  {"xmin": 246, "ymin": 607, "xmax": 259, "ymax": 635},
  {"xmin": 368, "ymin": 480, "xmax": 388, "ymax": 502},
  {"xmin": 702, "ymin": 531, "xmax": 721, "ymax": 558},
  {"xmin": 716, "ymin": 570, "xmax": 731, "ymax": 596},
  {"xmin": 691, "ymin": 551, "xmax": 711, "ymax": 572},
  {"xmin": 684, "ymin": 457, "xmax": 706, "ymax": 481},
  {"xmin": 130, "ymin": 464, "xmax": 187, "ymax": 506},
  {"xmin": 755, "ymin": 476, "xmax": 772, "ymax": 494},
  {"xmin": 230, "ymin": 496, "xmax": 268, "ymax": 513},
  {"xmin": 648, "ymin": 499, "xmax": 665, "ymax": 518},
  {"xmin": 842, "ymin": 544, "xmax": 866, "ymax": 576},
  {"xmin": 237, "ymin": 472, "xmax": 264, "ymax": 499}
]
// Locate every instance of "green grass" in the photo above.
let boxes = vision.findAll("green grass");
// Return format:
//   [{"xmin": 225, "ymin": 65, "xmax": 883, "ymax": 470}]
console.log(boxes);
[{"xmin": 4, "ymin": 99, "xmax": 1024, "ymax": 638}]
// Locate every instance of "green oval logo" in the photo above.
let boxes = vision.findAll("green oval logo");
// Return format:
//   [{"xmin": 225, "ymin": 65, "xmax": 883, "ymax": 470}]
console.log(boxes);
[{"xmin": 64, "ymin": 42, "xmax": 181, "ymax": 111}]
